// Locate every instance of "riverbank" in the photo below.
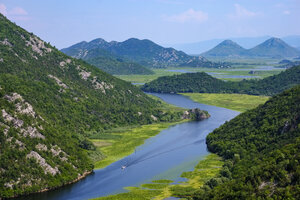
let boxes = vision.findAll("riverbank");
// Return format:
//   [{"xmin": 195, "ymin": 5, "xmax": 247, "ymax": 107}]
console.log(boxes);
[
  {"xmin": 92, "ymin": 154, "xmax": 223, "ymax": 200},
  {"xmin": 181, "ymin": 93, "xmax": 269, "ymax": 112},
  {"xmin": 92, "ymin": 121, "xmax": 188, "ymax": 169}
]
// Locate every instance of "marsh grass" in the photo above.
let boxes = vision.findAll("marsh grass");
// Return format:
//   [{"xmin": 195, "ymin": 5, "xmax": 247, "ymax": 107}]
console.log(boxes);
[
  {"xmin": 92, "ymin": 154, "xmax": 223, "ymax": 200},
  {"xmin": 92, "ymin": 122, "xmax": 185, "ymax": 169},
  {"xmin": 182, "ymin": 93, "xmax": 269, "ymax": 112}
]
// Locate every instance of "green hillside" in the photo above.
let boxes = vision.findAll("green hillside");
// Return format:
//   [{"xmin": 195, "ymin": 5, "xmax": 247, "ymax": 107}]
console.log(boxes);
[
  {"xmin": 248, "ymin": 37, "xmax": 300, "ymax": 58},
  {"xmin": 0, "ymin": 13, "xmax": 182, "ymax": 198},
  {"xmin": 62, "ymin": 38, "xmax": 228, "ymax": 68},
  {"xmin": 191, "ymin": 85, "xmax": 300, "ymax": 199},
  {"xmin": 201, "ymin": 40, "xmax": 247, "ymax": 58},
  {"xmin": 61, "ymin": 45, "xmax": 153, "ymax": 75},
  {"xmin": 141, "ymin": 65, "xmax": 300, "ymax": 96}
]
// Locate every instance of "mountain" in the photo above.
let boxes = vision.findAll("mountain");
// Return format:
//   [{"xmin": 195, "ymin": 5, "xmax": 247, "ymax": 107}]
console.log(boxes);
[
  {"xmin": 201, "ymin": 40, "xmax": 247, "ymax": 58},
  {"xmin": 0, "ymin": 13, "xmax": 183, "ymax": 198},
  {"xmin": 166, "ymin": 35, "xmax": 300, "ymax": 55},
  {"xmin": 141, "ymin": 65, "xmax": 300, "ymax": 96},
  {"xmin": 61, "ymin": 41, "xmax": 153, "ymax": 75},
  {"xmin": 165, "ymin": 36, "xmax": 271, "ymax": 54},
  {"xmin": 201, "ymin": 37, "xmax": 300, "ymax": 58},
  {"xmin": 248, "ymin": 37, "xmax": 300, "ymax": 58},
  {"xmin": 189, "ymin": 85, "xmax": 300, "ymax": 199},
  {"xmin": 62, "ymin": 38, "xmax": 227, "ymax": 68}
]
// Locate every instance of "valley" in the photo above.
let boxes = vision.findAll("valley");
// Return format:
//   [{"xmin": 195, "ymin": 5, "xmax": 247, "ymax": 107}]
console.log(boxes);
[{"xmin": 1, "ymin": 1, "xmax": 300, "ymax": 199}]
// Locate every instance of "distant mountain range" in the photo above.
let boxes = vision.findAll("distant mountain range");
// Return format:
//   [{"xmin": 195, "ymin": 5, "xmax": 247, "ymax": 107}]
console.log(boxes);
[
  {"xmin": 202, "ymin": 37, "xmax": 300, "ymax": 59},
  {"xmin": 62, "ymin": 38, "xmax": 228, "ymax": 69},
  {"xmin": 166, "ymin": 35, "xmax": 300, "ymax": 54}
]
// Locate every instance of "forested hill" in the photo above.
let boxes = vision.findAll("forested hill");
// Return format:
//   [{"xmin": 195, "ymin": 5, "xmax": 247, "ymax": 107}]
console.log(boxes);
[
  {"xmin": 0, "ymin": 13, "xmax": 181, "ymax": 198},
  {"xmin": 62, "ymin": 38, "xmax": 229, "ymax": 68},
  {"xmin": 74, "ymin": 48, "xmax": 154, "ymax": 75},
  {"xmin": 62, "ymin": 45, "xmax": 154, "ymax": 75},
  {"xmin": 141, "ymin": 65, "xmax": 300, "ymax": 96},
  {"xmin": 190, "ymin": 85, "xmax": 300, "ymax": 199}
]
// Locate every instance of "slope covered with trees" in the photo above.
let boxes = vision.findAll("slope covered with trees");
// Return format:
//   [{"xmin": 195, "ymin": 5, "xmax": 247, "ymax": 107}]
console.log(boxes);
[
  {"xmin": 188, "ymin": 85, "xmax": 300, "ymax": 199},
  {"xmin": 78, "ymin": 48, "xmax": 154, "ymax": 75},
  {"xmin": 62, "ymin": 38, "xmax": 229, "ymax": 68},
  {"xmin": 0, "ymin": 14, "xmax": 184, "ymax": 198},
  {"xmin": 142, "ymin": 65, "xmax": 300, "ymax": 96}
]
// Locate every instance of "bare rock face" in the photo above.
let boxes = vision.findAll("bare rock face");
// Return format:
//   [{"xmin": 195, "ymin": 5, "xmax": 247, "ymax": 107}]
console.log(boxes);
[
  {"xmin": 2, "ymin": 109, "xmax": 24, "ymax": 128},
  {"xmin": 21, "ymin": 126, "xmax": 45, "ymax": 139},
  {"xmin": 4, "ymin": 93, "xmax": 36, "ymax": 117},
  {"xmin": 48, "ymin": 74, "xmax": 69, "ymax": 89},
  {"xmin": 26, "ymin": 36, "xmax": 52, "ymax": 56},
  {"xmin": 151, "ymin": 115, "xmax": 158, "ymax": 121},
  {"xmin": 0, "ymin": 38, "xmax": 12, "ymax": 47},
  {"xmin": 26, "ymin": 151, "xmax": 59, "ymax": 175},
  {"xmin": 36, "ymin": 143, "xmax": 48, "ymax": 151}
]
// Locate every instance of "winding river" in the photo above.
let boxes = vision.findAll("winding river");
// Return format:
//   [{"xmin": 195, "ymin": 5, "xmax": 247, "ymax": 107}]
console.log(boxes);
[{"xmin": 19, "ymin": 93, "xmax": 239, "ymax": 200}]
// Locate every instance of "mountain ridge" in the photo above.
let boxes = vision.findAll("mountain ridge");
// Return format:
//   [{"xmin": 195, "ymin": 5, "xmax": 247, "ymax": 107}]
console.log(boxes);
[
  {"xmin": 62, "ymin": 38, "xmax": 229, "ymax": 68},
  {"xmin": 202, "ymin": 37, "xmax": 300, "ymax": 58},
  {"xmin": 0, "ymin": 13, "xmax": 183, "ymax": 198}
]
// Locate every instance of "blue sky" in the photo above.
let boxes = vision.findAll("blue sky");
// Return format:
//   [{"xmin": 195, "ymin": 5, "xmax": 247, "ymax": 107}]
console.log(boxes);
[{"xmin": 0, "ymin": 0, "xmax": 299, "ymax": 49}]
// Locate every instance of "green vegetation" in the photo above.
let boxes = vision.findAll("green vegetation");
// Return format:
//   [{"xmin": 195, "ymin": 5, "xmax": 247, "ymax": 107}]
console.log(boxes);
[
  {"xmin": 116, "ymin": 67, "xmax": 283, "ymax": 84},
  {"xmin": 65, "ymin": 47, "xmax": 154, "ymax": 75},
  {"xmin": 182, "ymin": 93, "xmax": 269, "ymax": 112},
  {"xmin": 92, "ymin": 154, "xmax": 223, "ymax": 200},
  {"xmin": 61, "ymin": 38, "xmax": 228, "ymax": 68},
  {"xmin": 142, "ymin": 65, "xmax": 300, "ymax": 96},
  {"xmin": 181, "ymin": 85, "xmax": 300, "ymax": 199},
  {"xmin": 92, "ymin": 122, "xmax": 185, "ymax": 169},
  {"xmin": 0, "ymin": 14, "xmax": 186, "ymax": 198}
]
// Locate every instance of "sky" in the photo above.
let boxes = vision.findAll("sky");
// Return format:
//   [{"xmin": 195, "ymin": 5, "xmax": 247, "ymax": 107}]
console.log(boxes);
[{"xmin": 0, "ymin": 0, "xmax": 299, "ymax": 49}]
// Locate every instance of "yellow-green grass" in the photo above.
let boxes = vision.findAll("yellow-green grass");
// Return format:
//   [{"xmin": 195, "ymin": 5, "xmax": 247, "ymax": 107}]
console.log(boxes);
[
  {"xmin": 116, "ymin": 69, "xmax": 180, "ymax": 84},
  {"xmin": 92, "ymin": 121, "xmax": 186, "ymax": 169},
  {"xmin": 92, "ymin": 154, "xmax": 222, "ymax": 200},
  {"xmin": 182, "ymin": 93, "xmax": 269, "ymax": 112},
  {"xmin": 115, "ymin": 67, "xmax": 284, "ymax": 84}
]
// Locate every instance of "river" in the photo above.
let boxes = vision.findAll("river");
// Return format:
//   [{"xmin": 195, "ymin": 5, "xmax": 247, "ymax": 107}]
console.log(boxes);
[{"xmin": 18, "ymin": 93, "xmax": 239, "ymax": 200}]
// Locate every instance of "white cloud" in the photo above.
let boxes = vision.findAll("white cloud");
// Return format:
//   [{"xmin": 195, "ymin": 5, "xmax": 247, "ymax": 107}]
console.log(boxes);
[
  {"xmin": 229, "ymin": 4, "xmax": 258, "ymax": 19},
  {"xmin": 164, "ymin": 9, "xmax": 208, "ymax": 23},
  {"xmin": 0, "ymin": 3, "xmax": 29, "ymax": 21},
  {"xmin": 0, "ymin": 4, "xmax": 8, "ymax": 15},
  {"xmin": 10, "ymin": 7, "xmax": 28, "ymax": 16},
  {"xmin": 283, "ymin": 10, "xmax": 290, "ymax": 15}
]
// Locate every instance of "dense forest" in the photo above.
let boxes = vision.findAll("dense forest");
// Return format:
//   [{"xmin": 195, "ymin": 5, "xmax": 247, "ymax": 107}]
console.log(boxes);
[
  {"xmin": 186, "ymin": 85, "xmax": 300, "ymax": 199},
  {"xmin": 0, "ymin": 13, "xmax": 184, "ymax": 198},
  {"xmin": 142, "ymin": 65, "xmax": 300, "ymax": 96}
]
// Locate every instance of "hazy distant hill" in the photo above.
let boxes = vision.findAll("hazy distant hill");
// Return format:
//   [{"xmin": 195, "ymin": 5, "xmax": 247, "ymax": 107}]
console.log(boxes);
[
  {"xmin": 201, "ymin": 40, "xmax": 247, "ymax": 58},
  {"xmin": 62, "ymin": 38, "xmax": 226, "ymax": 68},
  {"xmin": 201, "ymin": 37, "xmax": 300, "ymax": 58},
  {"xmin": 166, "ymin": 35, "xmax": 300, "ymax": 55},
  {"xmin": 248, "ymin": 37, "xmax": 300, "ymax": 58}
]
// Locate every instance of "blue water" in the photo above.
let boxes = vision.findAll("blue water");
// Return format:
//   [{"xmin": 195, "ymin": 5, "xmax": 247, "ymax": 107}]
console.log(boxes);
[{"xmin": 19, "ymin": 93, "xmax": 239, "ymax": 200}]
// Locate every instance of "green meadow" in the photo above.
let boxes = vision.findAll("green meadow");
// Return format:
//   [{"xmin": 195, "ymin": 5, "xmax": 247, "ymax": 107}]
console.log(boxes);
[
  {"xmin": 182, "ymin": 93, "xmax": 269, "ymax": 112},
  {"xmin": 116, "ymin": 66, "xmax": 284, "ymax": 84}
]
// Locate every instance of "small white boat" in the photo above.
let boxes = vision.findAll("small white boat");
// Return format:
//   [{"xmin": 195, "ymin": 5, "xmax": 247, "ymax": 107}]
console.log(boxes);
[{"xmin": 121, "ymin": 165, "xmax": 126, "ymax": 170}]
